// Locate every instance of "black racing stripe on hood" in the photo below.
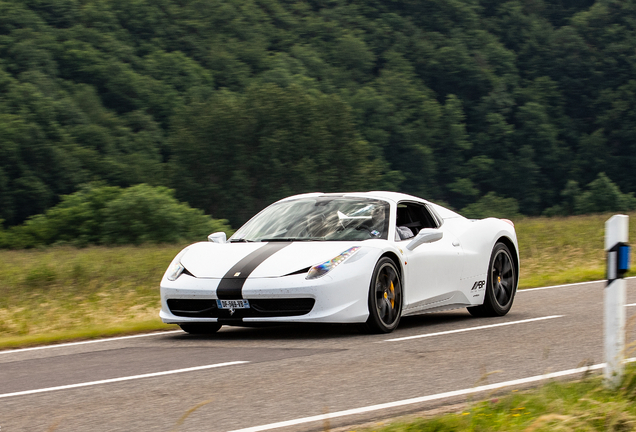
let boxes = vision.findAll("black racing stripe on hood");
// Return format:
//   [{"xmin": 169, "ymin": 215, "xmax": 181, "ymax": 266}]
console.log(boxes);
[{"xmin": 216, "ymin": 242, "xmax": 292, "ymax": 299}]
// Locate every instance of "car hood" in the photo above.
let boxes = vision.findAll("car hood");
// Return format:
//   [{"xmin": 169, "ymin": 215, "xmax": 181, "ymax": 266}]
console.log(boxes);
[{"xmin": 179, "ymin": 241, "xmax": 366, "ymax": 278}]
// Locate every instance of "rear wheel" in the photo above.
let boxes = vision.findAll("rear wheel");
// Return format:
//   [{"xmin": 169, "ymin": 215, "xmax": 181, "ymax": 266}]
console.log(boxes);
[
  {"xmin": 467, "ymin": 242, "xmax": 517, "ymax": 317},
  {"xmin": 179, "ymin": 323, "xmax": 222, "ymax": 334},
  {"xmin": 365, "ymin": 257, "xmax": 403, "ymax": 333}
]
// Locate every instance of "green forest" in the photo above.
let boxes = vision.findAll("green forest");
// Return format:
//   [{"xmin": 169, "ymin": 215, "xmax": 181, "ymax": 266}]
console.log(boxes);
[{"xmin": 2, "ymin": 0, "xmax": 636, "ymax": 237}]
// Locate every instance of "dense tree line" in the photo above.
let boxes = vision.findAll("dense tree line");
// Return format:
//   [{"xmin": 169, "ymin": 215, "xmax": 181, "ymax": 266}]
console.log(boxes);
[{"xmin": 1, "ymin": 0, "xmax": 636, "ymax": 230}]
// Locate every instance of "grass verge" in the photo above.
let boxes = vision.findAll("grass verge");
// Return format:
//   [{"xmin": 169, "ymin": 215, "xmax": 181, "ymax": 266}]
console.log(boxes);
[
  {"xmin": 515, "ymin": 211, "xmax": 635, "ymax": 288},
  {"xmin": 0, "ymin": 211, "xmax": 633, "ymax": 349},
  {"xmin": 0, "ymin": 320, "xmax": 179, "ymax": 350},
  {"xmin": 360, "ymin": 365, "xmax": 636, "ymax": 432},
  {"xmin": 0, "ymin": 245, "xmax": 184, "ymax": 349}
]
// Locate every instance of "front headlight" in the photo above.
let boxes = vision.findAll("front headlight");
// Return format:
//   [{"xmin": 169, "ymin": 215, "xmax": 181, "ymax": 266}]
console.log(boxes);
[
  {"xmin": 306, "ymin": 247, "xmax": 361, "ymax": 280},
  {"xmin": 166, "ymin": 262, "xmax": 185, "ymax": 281}
]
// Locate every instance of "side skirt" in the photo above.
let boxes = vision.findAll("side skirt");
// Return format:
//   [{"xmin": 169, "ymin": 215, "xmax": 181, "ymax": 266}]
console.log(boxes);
[{"xmin": 402, "ymin": 292, "xmax": 472, "ymax": 316}]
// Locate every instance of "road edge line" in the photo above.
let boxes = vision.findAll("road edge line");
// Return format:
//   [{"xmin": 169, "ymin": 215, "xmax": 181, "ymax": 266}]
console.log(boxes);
[
  {"xmin": 0, "ymin": 330, "xmax": 183, "ymax": 355},
  {"xmin": 227, "ymin": 358, "xmax": 636, "ymax": 432},
  {"xmin": 520, "ymin": 276, "xmax": 635, "ymax": 292}
]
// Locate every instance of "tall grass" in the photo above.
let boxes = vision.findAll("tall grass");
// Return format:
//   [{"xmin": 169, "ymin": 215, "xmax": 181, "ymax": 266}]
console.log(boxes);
[
  {"xmin": 515, "ymin": 211, "xmax": 635, "ymax": 288},
  {"xmin": 0, "ymin": 211, "xmax": 633, "ymax": 348},
  {"xmin": 0, "ymin": 245, "xmax": 184, "ymax": 348}
]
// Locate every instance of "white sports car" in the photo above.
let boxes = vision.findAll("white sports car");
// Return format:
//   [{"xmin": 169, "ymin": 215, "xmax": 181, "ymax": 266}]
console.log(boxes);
[{"xmin": 160, "ymin": 192, "xmax": 519, "ymax": 334}]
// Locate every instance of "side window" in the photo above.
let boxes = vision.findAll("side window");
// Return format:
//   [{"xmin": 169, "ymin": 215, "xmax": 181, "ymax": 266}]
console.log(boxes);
[{"xmin": 395, "ymin": 202, "xmax": 439, "ymax": 241}]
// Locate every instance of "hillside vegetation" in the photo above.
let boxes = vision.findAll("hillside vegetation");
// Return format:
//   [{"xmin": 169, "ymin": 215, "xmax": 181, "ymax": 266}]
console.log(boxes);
[
  {"xmin": 0, "ymin": 211, "xmax": 632, "ymax": 349},
  {"xmin": 2, "ymin": 0, "xmax": 636, "ymax": 229}
]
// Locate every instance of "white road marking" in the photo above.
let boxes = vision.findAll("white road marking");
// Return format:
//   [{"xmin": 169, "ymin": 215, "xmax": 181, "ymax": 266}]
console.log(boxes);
[
  {"xmin": 384, "ymin": 315, "xmax": 563, "ymax": 342},
  {"xmin": 226, "ymin": 358, "xmax": 636, "ymax": 432},
  {"xmin": 520, "ymin": 280, "xmax": 603, "ymax": 292},
  {"xmin": 0, "ymin": 330, "xmax": 183, "ymax": 355},
  {"xmin": 520, "ymin": 276, "xmax": 635, "ymax": 293},
  {"xmin": 0, "ymin": 361, "xmax": 248, "ymax": 399}
]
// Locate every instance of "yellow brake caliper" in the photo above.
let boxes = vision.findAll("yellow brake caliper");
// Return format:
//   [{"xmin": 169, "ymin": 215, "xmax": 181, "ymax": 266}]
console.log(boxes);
[{"xmin": 389, "ymin": 281, "xmax": 395, "ymax": 308}]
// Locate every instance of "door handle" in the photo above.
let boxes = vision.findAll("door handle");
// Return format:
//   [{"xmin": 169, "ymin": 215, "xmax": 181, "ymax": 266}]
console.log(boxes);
[{"xmin": 452, "ymin": 241, "xmax": 460, "ymax": 247}]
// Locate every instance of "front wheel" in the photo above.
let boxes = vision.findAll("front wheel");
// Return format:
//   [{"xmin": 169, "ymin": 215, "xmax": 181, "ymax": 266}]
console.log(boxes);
[
  {"xmin": 365, "ymin": 257, "xmax": 403, "ymax": 333},
  {"xmin": 179, "ymin": 323, "xmax": 222, "ymax": 334},
  {"xmin": 468, "ymin": 242, "xmax": 517, "ymax": 317}
]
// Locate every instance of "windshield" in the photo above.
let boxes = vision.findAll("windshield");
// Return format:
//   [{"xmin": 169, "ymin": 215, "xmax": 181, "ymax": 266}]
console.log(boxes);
[{"xmin": 230, "ymin": 197, "xmax": 390, "ymax": 242}]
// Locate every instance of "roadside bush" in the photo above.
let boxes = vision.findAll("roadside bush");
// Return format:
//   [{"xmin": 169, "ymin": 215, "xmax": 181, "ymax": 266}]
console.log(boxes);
[
  {"xmin": 460, "ymin": 192, "xmax": 521, "ymax": 219},
  {"xmin": 23, "ymin": 183, "xmax": 122, "ymax": 246},
  {"xmin": 0, "ymin": 184, "xmax": 232, "ymax": 248},
  {"xmin": 23, "ymin": 265, "xmax": 57, "ymax": 289},
  {"xmin": 544, "ymin": 173, "xmax": 636, "ymax": 216},
  {"xmin": 100, "ymin": 184, "xmax": 230, "ymax": 245},
  {"xmin": 576, "ymin": 173, "xmax": 636, "ymax": 214}
]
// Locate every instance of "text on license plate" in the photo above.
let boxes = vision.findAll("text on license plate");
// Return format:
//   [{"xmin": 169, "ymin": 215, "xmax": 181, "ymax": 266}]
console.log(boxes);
[{"xmin": 216, "ymin": 299, "xmax": 250, "ymax": 309}]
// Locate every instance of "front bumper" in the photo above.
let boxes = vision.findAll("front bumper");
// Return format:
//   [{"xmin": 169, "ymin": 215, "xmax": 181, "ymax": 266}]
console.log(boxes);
[{"xmin": 160, "ymin": 262, "xmax": 373, "ymax": 325}]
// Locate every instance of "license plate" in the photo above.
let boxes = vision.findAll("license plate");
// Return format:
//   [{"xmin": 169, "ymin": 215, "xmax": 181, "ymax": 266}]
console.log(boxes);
[{"xmin": 216, "ymin": 299, "xmax": 250, "ymax": 309}]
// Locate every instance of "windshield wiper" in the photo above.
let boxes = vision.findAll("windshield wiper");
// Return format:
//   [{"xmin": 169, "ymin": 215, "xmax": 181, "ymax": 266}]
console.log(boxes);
[{"xmin": 228, "ymin": 238, "xmax": 254, "ymax": 243}]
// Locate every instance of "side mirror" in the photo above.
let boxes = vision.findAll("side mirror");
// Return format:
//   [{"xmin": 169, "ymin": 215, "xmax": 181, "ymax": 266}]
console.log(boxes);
[
  {"xmin": 208, "ymin": 232, "xmax": 227, "ymax": 244},
  {"xmin": 406, "ymin": 229, "xmax": 443, "ymax": 251}
]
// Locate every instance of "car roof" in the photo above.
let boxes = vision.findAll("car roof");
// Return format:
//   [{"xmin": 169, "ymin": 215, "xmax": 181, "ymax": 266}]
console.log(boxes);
[{"xmin": 277, "ymin": 191, "xmax": 427, "ymax": 205}]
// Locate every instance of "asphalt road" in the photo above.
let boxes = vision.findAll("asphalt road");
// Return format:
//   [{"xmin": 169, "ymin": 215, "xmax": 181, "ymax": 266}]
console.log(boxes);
[{"xmin": 1, "ymin": 278, "xmax": 635, "ymax": 432}]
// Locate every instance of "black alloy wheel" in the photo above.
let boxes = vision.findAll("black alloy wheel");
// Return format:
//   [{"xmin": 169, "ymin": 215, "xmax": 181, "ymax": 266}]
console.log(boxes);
[
  {"xmin": 179, "ymin": 322, "xmax": 222, "ymax": 334},
  {"xmin": 365, "ymin": 257, "xmax": 403, "ymax": 333},
  {"xmin": 468, "ymin": 242, "xmax": 517, "ymax": 317}
]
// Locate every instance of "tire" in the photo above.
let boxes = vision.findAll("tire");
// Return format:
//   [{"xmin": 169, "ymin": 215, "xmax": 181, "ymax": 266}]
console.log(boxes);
[
  {"xmin": 365, "ymin": 257, "xmax": 403, "ymax": 333},
  {"xmin": 468, "ymin": 242, "xmax": 517, "ymax": 317},
  {"xmin": 179, "ymin": 323, "xmax": 222, "ymax": 334}
]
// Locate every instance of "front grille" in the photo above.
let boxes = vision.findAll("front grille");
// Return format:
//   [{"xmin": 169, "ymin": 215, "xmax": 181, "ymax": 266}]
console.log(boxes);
[
  {"xmin": 167, "ymin": 298, "xmax": 315, "ymax": 318},
  {"xmin": 168, "ymin": 299, "xmax": 217, "ymax": 317}
]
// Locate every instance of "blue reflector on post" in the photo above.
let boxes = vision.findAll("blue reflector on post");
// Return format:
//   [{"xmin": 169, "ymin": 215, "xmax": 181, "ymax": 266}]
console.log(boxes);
[{"xmin": 618, "ymin": 245, "xmax": 630, "ymax": 273}]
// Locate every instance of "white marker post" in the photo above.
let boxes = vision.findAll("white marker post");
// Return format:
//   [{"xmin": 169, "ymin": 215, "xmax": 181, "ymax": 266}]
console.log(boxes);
[{"xmin": 604, "ymin": 215, "xmax": 630, "ymax": 387}]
